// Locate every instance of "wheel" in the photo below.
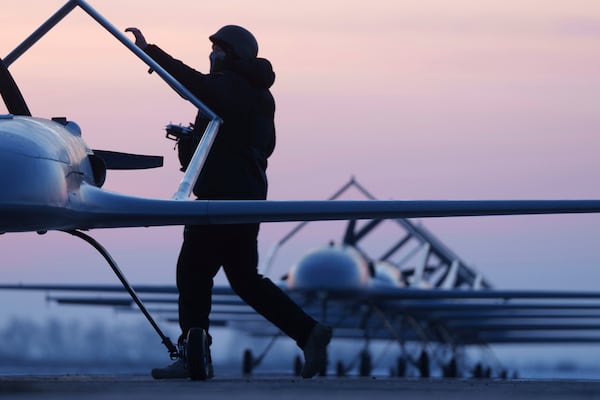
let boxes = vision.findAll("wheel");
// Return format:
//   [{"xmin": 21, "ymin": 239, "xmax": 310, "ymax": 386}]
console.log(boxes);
[
  {"xmin": 418, "ymin": 350, "xmax": 429, "ymax": 378},
  {"xmin": 484, "ymin": 366, "xmax": 491, "ymax": 378},
  {"xmin": 243, "ymin": 349, "xmax": 253, "ymax": 375},
  {"xmin": 359, "ymin": 350, "xmax": 372, "ymax": 377},
  {"xmin": 336, "ymin": 360, "xmax": 345, "ymax": 377},
  {"xmin": 443, "ymin": 357, "xmax": 457, "ymax": 378},
  {"xmin": 294, "ymin": 355, "xmax": 303, "ymax": 376},
  {"xmin": 473, "ymin": 362, "xmax": 483, "ymax": 378},
  {"xmin": 396, "ymin": 357, "xmax": 406, "ymax": 377},
  {"xmin": 186, "ymin": 328, "xmax": 210, "ymax": 381},
  {"xmin": 319, "ymin": 357, "xmax": 328, "ymax": 377}
]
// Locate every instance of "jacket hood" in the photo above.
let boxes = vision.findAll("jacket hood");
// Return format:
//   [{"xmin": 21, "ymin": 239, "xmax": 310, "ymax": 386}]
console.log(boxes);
[{"xmin": 231, "ymin": 57, "xmax": 275, "ymax": 89}]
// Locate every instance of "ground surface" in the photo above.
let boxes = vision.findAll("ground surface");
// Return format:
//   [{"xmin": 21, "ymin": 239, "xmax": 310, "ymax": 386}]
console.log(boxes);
[{"xmin": 2, "ymin": 375, "xmax": 600, "ymax": 400}]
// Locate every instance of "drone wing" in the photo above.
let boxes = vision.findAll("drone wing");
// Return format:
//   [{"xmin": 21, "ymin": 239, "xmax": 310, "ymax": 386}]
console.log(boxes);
[{"xmin": 67, "ymin": 184, "xmax": 600, "ymax": 229}]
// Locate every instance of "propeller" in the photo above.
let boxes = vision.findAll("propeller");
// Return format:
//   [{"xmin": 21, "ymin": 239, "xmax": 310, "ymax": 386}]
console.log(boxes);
[{"xmin": 0, "ymin": 57, "xmax": 31, "ymax": 116}]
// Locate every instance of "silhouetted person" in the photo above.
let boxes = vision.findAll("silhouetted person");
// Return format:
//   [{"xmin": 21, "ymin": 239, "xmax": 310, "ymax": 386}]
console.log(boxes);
[{"xmin": 126, "ymin": 25, "xmax": 332, "ymax": 379}]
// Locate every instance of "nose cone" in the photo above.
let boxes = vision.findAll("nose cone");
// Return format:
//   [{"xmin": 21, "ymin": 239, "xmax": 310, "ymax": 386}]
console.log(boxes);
[
  {"xmin": 0, "ymin": 117, "xmax": 69, "ymax": 204},
  {"xmin": 287, "ymin": 245, "xmax": 370, "ymax": 290},
  {"xmin": 0, "ymin": 116, "xmax": 72, "ymax": 232}
]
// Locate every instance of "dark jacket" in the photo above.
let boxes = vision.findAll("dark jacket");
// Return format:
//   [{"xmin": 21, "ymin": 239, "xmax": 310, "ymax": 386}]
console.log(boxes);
[{"xmin": 145, "ymin": 44, "xmax": 276, "ymax": 200}]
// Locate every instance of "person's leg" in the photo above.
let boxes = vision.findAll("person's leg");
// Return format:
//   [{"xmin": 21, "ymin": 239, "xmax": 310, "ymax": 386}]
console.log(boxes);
[
  {"xmin": 152, "ymin": 225, "xmax": 222, "ymax": 379},
  {"xmin": 222, "ymin": 223, "xmax": 332, "ymax": 377},
  {"xmin": 176, "ymin": 225, "xmax": 222, "ymax": 340},
  {"xmin": 222, "ymin": 223, "xmax": 317, "ymax": 347}
]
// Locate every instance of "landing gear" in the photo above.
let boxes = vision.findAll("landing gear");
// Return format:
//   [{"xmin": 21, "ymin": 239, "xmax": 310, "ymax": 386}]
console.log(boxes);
[
  {"xmin": 336, "ymin": 360, "xmax": 346, "ymax": 377},
  {"xmin": 396, "ymin": 357, "xmax": 406, "ymax": 377},
  {"xmin": 294, "ymin": 355, "xmax": 303, "ymax": 376},
  {"xmin": 359, "ymin": 350, "xmax": 372, "ymax": 377},
  {"xmin": 186, "ymin": 328, "xmax": 211, "ymax": 381},
  {"xmin": 319, "ymin": 358, "xmax": 328, "ymax": 377},
  {"xmin": 473, "ymin": 362, "xmax": 484, "ymax": 378},
  {"xmin": 243, "ymin": 349, "xmax": 254, "ymax": 376},
  {"xmin": 443, "ymin": 357, "xmax": 458, "ymax": 378},
  {"xmin": 418, "ymin": 350, "xmax": 429, "ymax": 378}
]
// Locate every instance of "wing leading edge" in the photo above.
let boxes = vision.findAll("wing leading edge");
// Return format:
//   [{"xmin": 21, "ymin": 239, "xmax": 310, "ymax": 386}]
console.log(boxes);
[
  {"xmin": 4, "ymin": 182, "xmax": 600, "ymax": 232},
  {"xmin": 57, "ymin": 184, "xmax": 600, "ymax": 230}
]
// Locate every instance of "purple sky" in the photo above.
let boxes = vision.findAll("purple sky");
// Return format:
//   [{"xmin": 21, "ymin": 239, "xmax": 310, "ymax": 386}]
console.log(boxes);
[{"xmin": 2, "ymin": 1, "xmax": 600, "ymax": 294}]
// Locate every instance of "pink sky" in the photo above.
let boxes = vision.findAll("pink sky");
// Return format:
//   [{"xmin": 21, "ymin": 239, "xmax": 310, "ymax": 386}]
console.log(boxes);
[{"xmin": 2, "ymin": 0, "xmax": 600, "ymax": 296}]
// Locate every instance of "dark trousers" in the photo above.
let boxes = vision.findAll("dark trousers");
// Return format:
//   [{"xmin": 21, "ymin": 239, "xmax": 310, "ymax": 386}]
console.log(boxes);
[{"xmin": 176, "ymin": 223, "xmax": 316, "ymax": 348}]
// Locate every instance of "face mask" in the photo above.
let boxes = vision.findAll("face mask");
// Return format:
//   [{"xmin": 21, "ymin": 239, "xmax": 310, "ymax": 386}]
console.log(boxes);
[{"xmin": 209, "ymin": 51, "xmax": 227, "ymax": 73}]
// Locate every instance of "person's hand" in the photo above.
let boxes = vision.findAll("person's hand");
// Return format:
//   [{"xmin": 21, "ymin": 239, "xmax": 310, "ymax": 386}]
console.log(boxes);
[{"xmin": 125, "ymin": 27, "xmax": 148, "ymax": 49}]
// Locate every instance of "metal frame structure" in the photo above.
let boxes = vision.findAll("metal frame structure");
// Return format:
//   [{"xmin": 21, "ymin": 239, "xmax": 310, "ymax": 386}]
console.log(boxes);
[
  {"xmin": 263, "ymin": 177, "xmax": 491, "ymax": 289},
  {"xmin": 3, "ymin": 0, "xmax": 222, "ymax": 200}
]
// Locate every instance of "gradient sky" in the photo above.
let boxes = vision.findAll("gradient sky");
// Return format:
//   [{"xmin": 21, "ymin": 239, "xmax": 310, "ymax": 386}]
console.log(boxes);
[{"xmin": 2, "ymin": 1, "xmax": 600, "ymax": 308}]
